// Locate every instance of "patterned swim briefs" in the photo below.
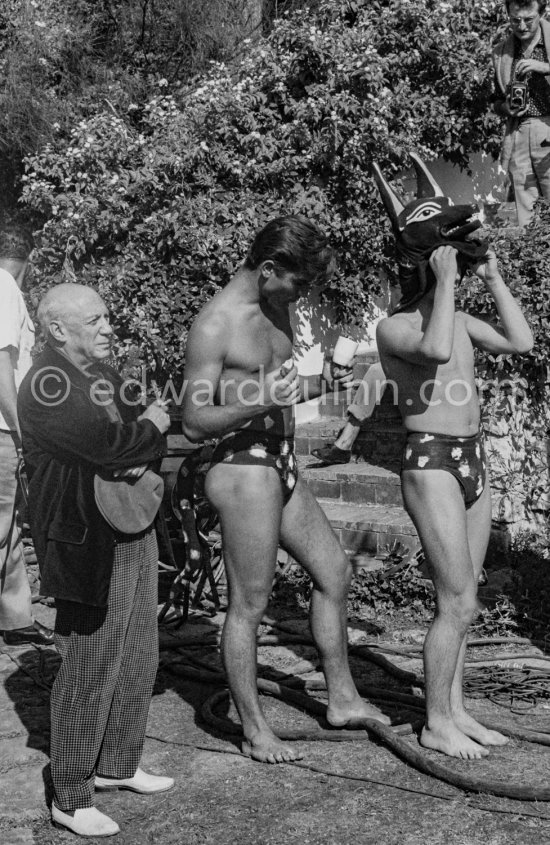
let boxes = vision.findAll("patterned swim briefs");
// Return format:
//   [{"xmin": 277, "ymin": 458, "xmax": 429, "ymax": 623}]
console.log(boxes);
[
  {"xmin": 198, "ymin": 429, "xmax": 299, "ymax": 504},
  {"xmin": 401, "ymin": 431, "xmax": 487, "ymax": 508}
]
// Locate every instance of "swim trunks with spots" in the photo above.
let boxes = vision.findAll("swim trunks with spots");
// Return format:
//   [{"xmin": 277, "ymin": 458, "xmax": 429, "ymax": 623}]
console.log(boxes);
[
  {"xmin": 198, "ymin": 429, "xmax": 298, "ymax": 504},
  {"xmin": 401, "ymin": 431, "xmax": 487, "ymax": 508}
]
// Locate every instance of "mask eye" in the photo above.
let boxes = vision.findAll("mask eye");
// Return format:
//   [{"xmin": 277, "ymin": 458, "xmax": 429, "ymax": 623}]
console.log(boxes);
[{"xmin": 405, "ymin": 202, "xmax": 443, "ymax": 226}]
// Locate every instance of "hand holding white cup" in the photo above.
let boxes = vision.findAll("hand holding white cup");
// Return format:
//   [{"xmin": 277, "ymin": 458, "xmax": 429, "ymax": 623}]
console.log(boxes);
[{"xmin": 332, "ymin": 336, "xmax": 359, "ymax": 367}]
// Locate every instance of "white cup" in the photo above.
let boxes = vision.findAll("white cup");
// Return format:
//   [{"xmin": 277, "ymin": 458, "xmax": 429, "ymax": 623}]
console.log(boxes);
[{"xmin": 332, "ymin": 336, "xmax": 359, "ymax": 367}]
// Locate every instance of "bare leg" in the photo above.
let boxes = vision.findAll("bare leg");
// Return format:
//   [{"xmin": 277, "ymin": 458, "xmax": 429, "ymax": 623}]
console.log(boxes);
[
  {"xmin": 314, "ymin": 363, "xmax": 387, "ymax": 462},
  {"xmin": 450, "ymin": 483, "xmax": 508, "ymax": 747},
  {"xmin": 335, "ymin": 362, "xmax": 387, "ymax": 451},
  {"xmin": 402, "ymin": 470, "xmax": 489, "ymax": 759},
  {"xmin": 280, "ymin": 477, "xmax": 390, "ymax": 727},
  {"xmin": 205, "ymin": 464, "xmax": 302, "ymax": 763},
  {"xmin": 333, "ymin": 416, "xmax": 361, "ymax": 451}
]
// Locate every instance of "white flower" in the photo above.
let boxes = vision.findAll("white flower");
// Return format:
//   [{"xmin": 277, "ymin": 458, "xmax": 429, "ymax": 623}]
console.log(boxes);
[
  {"xmin": 249, "ymin": 446, "xmax": 268, "ymax": 459},
  {"xmin": 417, "ymin": 456, "xmax": 430, "ymax": 468},
  {"xmin": 405, "ymin": 447, "xmax": 412, "ymax": 460},
  {"xmin": 451, "ymin": 447, "xmax": 462, "ymax": 460},
  {"xmin": 458, "ymin": 462, "xmax": 471, "ymax": 478},
  {"xmin": 419, "ymin": 434, "xmax": 434, "ymax": 443}
]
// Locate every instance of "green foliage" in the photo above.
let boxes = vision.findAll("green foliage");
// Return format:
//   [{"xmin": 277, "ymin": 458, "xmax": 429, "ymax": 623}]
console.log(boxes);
[
  {"xmin": 20, "ymin": 0, "xmax": 507, "ymax": 382},
  {"xmin": 0, "ymin": 0, "xmax": 274, "ymax": 205},
  {"xmin": 457, "ymin": 205, "xmax": 550, "ymax": 524},
  {"xmin": 473, "ymin": 530, "xmax": 550, "ymax": 639},
  {"xmin": 348, "ymin": 555, "xmax": 435, "ymax": 621}
]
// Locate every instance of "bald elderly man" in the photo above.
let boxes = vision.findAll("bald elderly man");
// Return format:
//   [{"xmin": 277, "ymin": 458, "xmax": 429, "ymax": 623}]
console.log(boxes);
[{"xmin": 18, "ymin": 284, "xmax": 173, "ymax": 837}]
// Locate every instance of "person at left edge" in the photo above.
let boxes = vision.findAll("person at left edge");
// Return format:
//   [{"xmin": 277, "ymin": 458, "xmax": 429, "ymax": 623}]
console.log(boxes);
[
  {"xmin": 18, "ymin": 283, "xmax": 174, "ymax": 838},
  {"xmin": 0, "ymin": 224, "xmax": 54, "ymax": 646}
]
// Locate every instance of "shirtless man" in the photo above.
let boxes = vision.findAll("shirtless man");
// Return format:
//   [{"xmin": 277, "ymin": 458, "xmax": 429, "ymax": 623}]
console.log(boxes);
[
  {"xmin": 377, "ymin": 244, "xmax": 533, "ymax": 760},
  {"xmin": 182, "ymin": 216, "xmax": 389, "ymax": 763}
]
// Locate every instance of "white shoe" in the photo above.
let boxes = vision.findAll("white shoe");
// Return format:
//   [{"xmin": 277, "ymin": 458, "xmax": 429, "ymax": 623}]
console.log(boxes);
[
  {"xmin": 95, "ymin": 767, "xmax": 174, "ymax": 794},
  {"xmin": 51, "ymin": 804, "xmax": 120, "ymax": 837}
]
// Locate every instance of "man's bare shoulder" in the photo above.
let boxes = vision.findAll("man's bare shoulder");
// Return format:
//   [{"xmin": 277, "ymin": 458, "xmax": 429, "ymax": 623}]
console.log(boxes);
[
  {"xmin": 377, "ymin": 312, "xmax": 418, "ymax": 342},
  {"xmin": 190, "ymin": 289, "xmax": 235, "ymax": 342}
]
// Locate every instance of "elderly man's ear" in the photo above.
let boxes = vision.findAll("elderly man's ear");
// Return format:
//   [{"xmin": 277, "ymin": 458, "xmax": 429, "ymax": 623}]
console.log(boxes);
[{"xmin": 47, "ymin": 320, "xmax": 67, "ymax": 343}]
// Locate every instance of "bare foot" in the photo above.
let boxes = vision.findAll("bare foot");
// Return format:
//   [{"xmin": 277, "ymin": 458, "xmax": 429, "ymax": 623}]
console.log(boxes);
[
  {"xmin": 420, "ymin": 721, "xmax": 489, "ymax": 759},
  {"xmin": 453, "ymin": 710, "xmax": 509, "ymax": 747},
  {"xmin": 242, "ymin": 731, "xmax": 303, "ymax": 764},
  {"xmin": 327, "ymin": 697, "xmax": 391, "ymax": 728}
]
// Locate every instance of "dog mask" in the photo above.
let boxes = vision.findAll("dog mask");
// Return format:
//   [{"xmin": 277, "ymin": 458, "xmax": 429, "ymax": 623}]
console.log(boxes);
[{"xmin": 372, "ymin": 153, "xmax": 488, "ymax": 313}]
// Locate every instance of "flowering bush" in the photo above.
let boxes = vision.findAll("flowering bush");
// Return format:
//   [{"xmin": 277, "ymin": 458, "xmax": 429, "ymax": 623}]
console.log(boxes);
[
  {"xmin": 21, "ymin": 0, "xmax": 507, "ymax": 383},
  {"xmin": 457, "ymin": 205, "xmax": 550, "ymax": 527}
]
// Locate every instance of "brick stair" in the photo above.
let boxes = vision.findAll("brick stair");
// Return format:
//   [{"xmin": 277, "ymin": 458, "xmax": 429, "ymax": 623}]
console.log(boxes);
[
  {"xmin": 297, "ymin": 450, "xmax": 420, "ymax": 565},
  {"xmin": 294, "ymin": 351, "xmax": 420, "ymax": 563}
]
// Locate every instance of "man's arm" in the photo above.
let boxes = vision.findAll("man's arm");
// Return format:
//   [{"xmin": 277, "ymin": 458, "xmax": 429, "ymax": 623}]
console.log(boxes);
[
  {"xmin": 18, "ymin": 378, "xmax": 168, "ymax": 472},
  {"xmin": 298, "ymin": 360, "xmax": 355, "ymax": 402},
  {"xmin": 377, "ymin": 246, "xmax": 458, "ymax": 365},
  {"xmin": 181, "ymin": 311, "xmax": 300, "ymax": 442},
  {"xmin": 0, "ymin": 349, "xmax": 21, "ymax": 439},
  {"xmin": 464, "ymin": 251, "xmax": 534, "ymax": 356}
]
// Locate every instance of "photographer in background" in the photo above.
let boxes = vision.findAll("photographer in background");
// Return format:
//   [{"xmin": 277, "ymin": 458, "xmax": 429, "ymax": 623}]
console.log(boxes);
[{"xmin": 492, "ymin": 0, "xmax": 550, "ymax": 226}]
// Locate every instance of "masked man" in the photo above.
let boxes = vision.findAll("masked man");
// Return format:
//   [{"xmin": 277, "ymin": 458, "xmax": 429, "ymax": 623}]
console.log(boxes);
[{"xmin": 374, "ymin": 155, "xmax": 533, "ymax": 759}]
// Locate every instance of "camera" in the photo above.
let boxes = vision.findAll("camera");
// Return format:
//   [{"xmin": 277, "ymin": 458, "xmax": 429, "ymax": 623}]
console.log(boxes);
[{"xmin": 509, "ymin": 81, "xmax": 529, "ymax": 112}]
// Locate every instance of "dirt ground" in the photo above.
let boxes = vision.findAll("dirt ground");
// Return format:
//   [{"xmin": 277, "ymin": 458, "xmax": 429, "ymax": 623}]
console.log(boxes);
[{"xmin": 2, "ymin": 600, "xmax": 550, "ymax": 845}]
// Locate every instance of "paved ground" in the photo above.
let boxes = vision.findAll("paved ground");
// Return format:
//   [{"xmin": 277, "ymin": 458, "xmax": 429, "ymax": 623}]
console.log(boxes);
[{"xmin": 2, "ymin": 601, "xmax": 550, "ymax": 845}]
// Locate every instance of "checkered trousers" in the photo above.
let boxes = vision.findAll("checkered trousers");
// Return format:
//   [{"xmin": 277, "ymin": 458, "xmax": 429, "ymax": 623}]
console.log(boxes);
[{"xmin": 50, "ymin": 529, "xmax": 159, "ymax": 812}]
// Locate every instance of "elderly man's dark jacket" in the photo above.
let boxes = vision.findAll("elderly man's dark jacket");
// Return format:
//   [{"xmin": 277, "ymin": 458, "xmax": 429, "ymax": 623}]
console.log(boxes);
[{"xmin": 18, "ymin": 345, "xmax": 167, "ymax": 607}]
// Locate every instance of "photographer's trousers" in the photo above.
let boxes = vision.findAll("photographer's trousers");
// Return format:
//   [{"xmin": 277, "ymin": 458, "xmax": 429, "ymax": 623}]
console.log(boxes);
[
  {"xmin": 0, "ymin": 430, "xmax": 33, "ymax": 630},
  {"xmin": 508, "ymin": 115, "xmax": 550, "ymax": 227},
  {"xmin": 50, "ymin": 529, "xmax": 158, "ymax": 812}
]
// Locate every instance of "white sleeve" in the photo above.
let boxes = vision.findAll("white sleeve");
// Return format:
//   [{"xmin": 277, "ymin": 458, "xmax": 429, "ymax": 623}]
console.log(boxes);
[{"xmin": 0, "ymin": 278, "xmax": 22, "ymax": 352}]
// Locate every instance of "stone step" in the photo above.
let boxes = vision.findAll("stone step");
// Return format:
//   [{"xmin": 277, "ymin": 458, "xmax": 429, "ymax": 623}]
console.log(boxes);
[
  {"xmin": 317, "ymin": 499, "xmax": 419, "ymax": 561},
  {"xmin": 297, "ymin": 453, "xmax": 420, "ymax": 562},
  {"xmin": 298, "ymin": 453, "xmax": 404, "ymax": 507}
]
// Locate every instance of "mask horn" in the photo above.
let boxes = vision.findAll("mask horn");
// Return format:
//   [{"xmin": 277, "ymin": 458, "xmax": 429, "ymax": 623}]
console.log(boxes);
[
  {"xmin": 372, "ymin": 161, "xmax": 405, "ymax": 233},
  {"xmin": 410, "ymin": 151, "xmax": 445, "ymax": 199}
]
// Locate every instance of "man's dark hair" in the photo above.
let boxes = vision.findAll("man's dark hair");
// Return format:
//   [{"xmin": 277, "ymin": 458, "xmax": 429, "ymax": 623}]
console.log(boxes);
[
  {"xmin": 0, "ymin": 225, "xmax": 34, "ymax": 262},
  {"xmin": 505, "ymin": 0, "xmax": 546, "ymax": 13},
  {"xmin": 244, "ymin": 215, "xmax": 336, "ymax": 285}
]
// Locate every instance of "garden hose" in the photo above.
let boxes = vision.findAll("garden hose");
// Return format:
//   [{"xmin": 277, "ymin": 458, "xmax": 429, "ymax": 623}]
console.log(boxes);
[
  {"xmin": 160, "ymin": 616, "xmax": 550, "ymax": 803},
  {"xmin": 194, "ymin": 676, "xmax": 550, "ymax": 803}
]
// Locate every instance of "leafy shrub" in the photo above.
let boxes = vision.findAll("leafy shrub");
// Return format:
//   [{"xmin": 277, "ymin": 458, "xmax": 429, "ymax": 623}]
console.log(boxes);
[
  {"xmin": 475, "ymin": 530, "xmax": 550, "ymax": 639},
  {"xmin": 457, "ymin": 204, "xmax": 550, "ymax": 525},
  {"xmin": 348, "ymin": 562, "xmax": 435, "ymax": 622},
  {"xmin": 20, "ymin": 0, "xmax": 506, "ymax": 383},
  {"xmin": 0, "ymin": 0, "xmax": 281, "ymax": 206}
]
